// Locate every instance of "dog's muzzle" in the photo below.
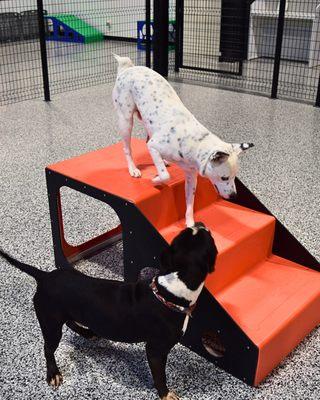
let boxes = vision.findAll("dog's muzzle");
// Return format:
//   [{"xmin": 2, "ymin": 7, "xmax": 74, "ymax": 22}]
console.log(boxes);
[{"xmin": 191, "ymin": 222, "xmax": 209, "ymax": 235}]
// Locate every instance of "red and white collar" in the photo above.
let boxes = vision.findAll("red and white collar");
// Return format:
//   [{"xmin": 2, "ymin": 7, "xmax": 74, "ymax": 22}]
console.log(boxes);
[{"xmin": 150, "ymin": 277, "xmax": 196, "ymax": 317}]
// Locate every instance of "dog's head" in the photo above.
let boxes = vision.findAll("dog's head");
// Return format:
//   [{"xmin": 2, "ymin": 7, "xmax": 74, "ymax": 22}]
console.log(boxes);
[
  {"xmin": 160, "ymin": 222, "xmax": 217, "ymax": 284},
  {"xmin": 203, "ymin": 143, "xmax": 254, "ymax": 200}
]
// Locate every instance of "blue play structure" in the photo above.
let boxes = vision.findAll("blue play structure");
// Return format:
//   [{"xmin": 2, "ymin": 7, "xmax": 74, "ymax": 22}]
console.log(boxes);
[
  {"xmin": 137, "ymin": 20, "xmax": 175, "ymax": 50},
  {"xmin": 137, "ymin": 20, "xmax": 154, "ymax": 50}
]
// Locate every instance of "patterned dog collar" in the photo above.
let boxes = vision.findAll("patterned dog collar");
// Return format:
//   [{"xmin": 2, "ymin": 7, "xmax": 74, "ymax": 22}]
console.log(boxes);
[{"xmin": 150, "ymin": 277, "xmax": 196, "ymax": 317}]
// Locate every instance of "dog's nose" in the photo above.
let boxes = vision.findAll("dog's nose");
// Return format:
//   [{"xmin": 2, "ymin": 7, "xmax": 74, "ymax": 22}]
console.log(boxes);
[
  {"xmin": 229, "ymin": 192, "xmax": 237, "ymax": 200},
  {"xmin": 191, "ymin": 222, "xmax": 209, "ymax": 235},
  {"xmin": 194, "ymin": 222, "xmax": 206, "ymax": 229}
]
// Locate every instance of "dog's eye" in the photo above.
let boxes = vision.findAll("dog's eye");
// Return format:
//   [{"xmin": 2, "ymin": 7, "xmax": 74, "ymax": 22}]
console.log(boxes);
[{"xmin": 221, "ymin": 177, "xmax": 229, "ymax": 181}]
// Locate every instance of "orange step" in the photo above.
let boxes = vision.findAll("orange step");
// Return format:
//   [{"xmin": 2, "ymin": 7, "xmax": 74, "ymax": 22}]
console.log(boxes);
[
  {"xmin": 214, "ymin": 255, "xmax": 320, "ymax": 385},
  {"xmin": 160, "ymin": 201, "xmax": 275, "ymax": 293},
  {"xmin": 48, "ymin": 138, "xmax": 218, "ymax": 230}
]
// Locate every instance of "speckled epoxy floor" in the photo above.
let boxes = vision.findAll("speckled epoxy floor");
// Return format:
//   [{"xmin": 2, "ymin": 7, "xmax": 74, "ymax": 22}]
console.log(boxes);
[{"xmin": 0, "ymin": 82, "xmax": 319, "ymax": 400}]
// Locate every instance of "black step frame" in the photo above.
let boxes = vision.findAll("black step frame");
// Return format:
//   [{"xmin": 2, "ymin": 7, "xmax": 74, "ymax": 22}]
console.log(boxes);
[{"xmin": 46, "ymin": 161, "xmax": 319, "ymax": 386}]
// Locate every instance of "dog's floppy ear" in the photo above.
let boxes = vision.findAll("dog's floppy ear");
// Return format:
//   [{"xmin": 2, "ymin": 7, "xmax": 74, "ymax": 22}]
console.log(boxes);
[
  {"xmin": 232, "ymin": 143, "xmax": 254, "ymax": 155},
  {"xmin": 207, "ymin": 241, "xmax": 218, "ymax": 274},
  {"xmin": 209, "ymin": 151, "xmax": 229, "ymax": 164},
  {"xmin": 160, "ymin": 246, "xmax": 173, "ymax": 272}
]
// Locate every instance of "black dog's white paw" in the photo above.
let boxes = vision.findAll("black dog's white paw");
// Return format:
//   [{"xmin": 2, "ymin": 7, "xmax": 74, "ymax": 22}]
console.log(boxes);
[
  {"xmin": 47, "ymin": 372, "xmax": 63, "ymax": 388},
  {"xmin": 161, "ymin": 391, "xmax": 180, "ymax": 400}
]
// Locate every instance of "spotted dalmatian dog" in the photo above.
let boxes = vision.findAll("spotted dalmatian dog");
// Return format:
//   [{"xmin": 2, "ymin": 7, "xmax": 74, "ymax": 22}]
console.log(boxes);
[{"xmin": 112, "ymin": 55, "xmax": 254, "ymax": 227}]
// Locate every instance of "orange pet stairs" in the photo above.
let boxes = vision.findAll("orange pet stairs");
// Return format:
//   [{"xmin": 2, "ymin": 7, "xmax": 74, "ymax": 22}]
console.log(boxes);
[{"xmin": 46, "ymin": 138, "xmax": 320, "ymax": 386}]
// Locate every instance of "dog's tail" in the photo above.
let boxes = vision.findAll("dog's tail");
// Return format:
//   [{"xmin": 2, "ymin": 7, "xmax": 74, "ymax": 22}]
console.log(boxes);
[
  {"xmin": 113, "ymin": 53, "xmax": 134, "ymax": 75},
  {"xmin": 0, "ymin": 249, "xmax": 46, "ymax": 281}
]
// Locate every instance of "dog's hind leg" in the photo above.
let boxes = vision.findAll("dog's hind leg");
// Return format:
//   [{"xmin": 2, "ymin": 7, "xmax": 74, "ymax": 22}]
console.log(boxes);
[
  {"xmin": 146, "ymin": 342, "xmax": 180, "ymax": 400},
  {"xmin": 34, "ymin": 294, "xmax": 64, "ymax": 387},
  {"xmin": 117, "ymin": 111, "xmax": 141, "ymax": 178},
  {"xmin": 66, "ymin": 321, "xmax": 97, "ymax": 340}
]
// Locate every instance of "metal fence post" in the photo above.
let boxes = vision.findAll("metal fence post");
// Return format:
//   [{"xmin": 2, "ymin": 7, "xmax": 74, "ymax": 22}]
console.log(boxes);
[
  {"xmin": 271, "ymin": 0, "xmax": 286, "ymax": 99},
  {"xmin": 153, "ymin": 0, "xmax": 169, "ymax": 76},
  {"xmin": 146, "ymin": 0, "xmax": 151, "ymax": 68},
  {"xmin": 37, "ymin": 0, "xmax": 50, "ymax": 102},
  {"xmin": 174, "ymin": 0, "xmax": 183, "ymax": 72},
  {"xmin": 316, "ymin": 74, "xmax": 320, "ymax": 107}
]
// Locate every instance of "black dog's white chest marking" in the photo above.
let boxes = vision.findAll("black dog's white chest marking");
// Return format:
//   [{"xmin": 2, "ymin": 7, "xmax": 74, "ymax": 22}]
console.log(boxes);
[
  {"xmin": 155, "ymin": 273, "xmax": 205, "ymax": 334},
  {"xmin": 157, "ymin": 273, "xmax": 204, "ymax": 305}
]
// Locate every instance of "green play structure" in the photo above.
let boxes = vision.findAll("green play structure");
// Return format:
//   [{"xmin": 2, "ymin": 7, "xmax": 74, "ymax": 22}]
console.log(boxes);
[{"xmin": 45, "ymin": 14, "xmax": 104, "ymax": 44}]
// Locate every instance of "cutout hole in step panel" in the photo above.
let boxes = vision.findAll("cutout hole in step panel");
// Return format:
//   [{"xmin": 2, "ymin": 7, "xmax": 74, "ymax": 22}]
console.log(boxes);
[
  {"xmin": 59, "ymin": 186, "xmax": 121, "ymax": 247},
  {"xmin": 202, "ymin": 330, "xmax": 226, "ymax": 358}
]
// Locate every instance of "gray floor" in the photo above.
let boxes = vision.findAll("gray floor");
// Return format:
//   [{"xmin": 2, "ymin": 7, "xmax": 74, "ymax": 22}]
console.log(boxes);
[{"xmin": 0, "ymin": 82, "xmax": 319, "ymax": 400}]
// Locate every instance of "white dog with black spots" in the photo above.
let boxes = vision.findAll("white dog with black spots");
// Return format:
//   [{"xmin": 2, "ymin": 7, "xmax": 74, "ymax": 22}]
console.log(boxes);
[{"xmin": 112, "ymin": 55, "xmax": 254, "ymax": 227}]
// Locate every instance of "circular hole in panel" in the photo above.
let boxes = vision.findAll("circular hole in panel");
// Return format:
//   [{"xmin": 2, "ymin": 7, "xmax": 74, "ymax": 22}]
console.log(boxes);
[{"xmin": 201, "ymin": 330, "xmax": 226, "ymax": 358}]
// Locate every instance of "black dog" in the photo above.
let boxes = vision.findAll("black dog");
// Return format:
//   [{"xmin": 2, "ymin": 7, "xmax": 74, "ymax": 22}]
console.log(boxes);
[{"xmin": 0, "ymin": 222, "xmax": 217, "ymax": 400}]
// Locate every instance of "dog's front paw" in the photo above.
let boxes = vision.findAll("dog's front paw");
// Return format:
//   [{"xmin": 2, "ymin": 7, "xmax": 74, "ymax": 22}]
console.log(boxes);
[
  {"xmin": 47, "ymin": 372, "xmax": 63, "ymax": 388},
  {"xmin": 152, "ymin": 173, "xmax": 170, "ymax": 185},
  {"xmin": 161, "ymin": 391, "xmax": 180, "ymax": 400},
  {"xmin": 129, "ymin": 167, "xmax": 142, "ymax": 178}
]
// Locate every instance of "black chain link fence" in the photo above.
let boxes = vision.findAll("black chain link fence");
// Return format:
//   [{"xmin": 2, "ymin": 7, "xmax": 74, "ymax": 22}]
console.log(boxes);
[
  {"xmin": 1, "ymin": 0, "xmax": 320, "ymax": 106},
  {"xmin": 170, "ymin": 0, "xmax": 320, "ymax": 106},
  {"xmin": 0, "ymin": 1, "xmax": 44, "ymax": 104},
  {"xmin": 45, "ymin": 0, "xmax": 149, "ymax": 96},
  {"xmin": 0, "ymin": 0, "xmax": 151, "ymax": 105}
]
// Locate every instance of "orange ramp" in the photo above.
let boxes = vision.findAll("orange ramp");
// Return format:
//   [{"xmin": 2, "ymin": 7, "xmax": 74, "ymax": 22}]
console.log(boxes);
[{"xmin": 46, "ymin": 138, "xmax": 320, "ymax": 386}]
